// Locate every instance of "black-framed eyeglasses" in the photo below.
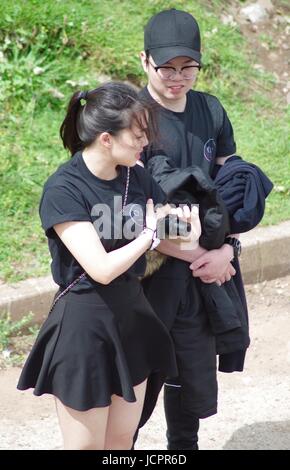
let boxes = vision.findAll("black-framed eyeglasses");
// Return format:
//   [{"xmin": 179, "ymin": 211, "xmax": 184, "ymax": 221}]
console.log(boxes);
[{"xmin": 148, "ymin": 61, "xmax": 201, "ymax": 80}]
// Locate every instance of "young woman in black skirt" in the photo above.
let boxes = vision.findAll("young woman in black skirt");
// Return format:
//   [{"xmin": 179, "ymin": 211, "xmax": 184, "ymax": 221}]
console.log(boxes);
[{"xmin": 17, "ymin": 82, "xmax": 200, "ymax": 450}]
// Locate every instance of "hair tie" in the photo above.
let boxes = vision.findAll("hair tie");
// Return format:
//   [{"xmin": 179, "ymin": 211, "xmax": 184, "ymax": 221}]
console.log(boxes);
[{"xmin": 80, "ymin": 90, "xmax": 88, "ymax": 101}]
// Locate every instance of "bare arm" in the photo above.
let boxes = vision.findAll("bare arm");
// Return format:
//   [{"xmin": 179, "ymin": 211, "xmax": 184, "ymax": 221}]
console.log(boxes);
[
  {"xmin": 157, "ymin": 239, "xmax": 207, "ymax": 263},
  {"xmin": 54, "ymin": 221, "xmax": 153, "ymax": 285}
]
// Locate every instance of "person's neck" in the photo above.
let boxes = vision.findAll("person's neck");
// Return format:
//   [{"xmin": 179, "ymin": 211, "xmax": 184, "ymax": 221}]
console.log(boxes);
[
  {"xmin": 82, "ymin": 147, "xmax": 119, "ymax": 180},
  {"xmin": 147, "ymin": 84, "xmax": 187, "ymax": 113}
]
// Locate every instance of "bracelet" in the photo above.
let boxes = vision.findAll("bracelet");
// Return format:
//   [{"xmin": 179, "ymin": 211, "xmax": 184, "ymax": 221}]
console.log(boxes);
[
  {"xmin": 144, "ymin": 227, "xmax": 155, "ymax": 233},
  {"xmin": 140, "ymin": 228, "xmax": 161, "ymax": 251},
  {"xmin": 149, "ymin": 235, "xmax": 161, "ymax": 251}
]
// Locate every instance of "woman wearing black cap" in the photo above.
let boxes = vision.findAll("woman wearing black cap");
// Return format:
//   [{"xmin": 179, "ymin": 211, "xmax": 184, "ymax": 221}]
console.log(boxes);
[{"xmin": 17, "ymin": 81, "xmax": 202, "ymax": 450}]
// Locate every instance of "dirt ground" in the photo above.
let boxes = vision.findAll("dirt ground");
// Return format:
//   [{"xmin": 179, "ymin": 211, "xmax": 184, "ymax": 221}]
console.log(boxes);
[
  {"xmin": 0, "ymin": 275, "xmax": 289, "ymax": 450},
  {"xmin": 1, "ymin": 0, "xmax": 289, "ymax": 452},
  {"xmin": 225, "ymin": 0, "xmax": 290, "ymax": 105}
]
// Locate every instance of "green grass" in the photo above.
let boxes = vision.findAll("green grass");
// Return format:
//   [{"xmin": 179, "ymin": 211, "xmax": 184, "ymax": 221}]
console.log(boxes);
[
  {"xmin": 0, "ymin": 0, "xmax": 289, "ymax": 282},
  {"xmin": 0, "ymin": 312, "xmax": 39, "ymax": 367}
]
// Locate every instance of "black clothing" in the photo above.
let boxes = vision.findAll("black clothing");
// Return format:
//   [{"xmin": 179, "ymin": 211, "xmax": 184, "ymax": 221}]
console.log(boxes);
[
  {"xmin": 17, "ymin": 278, "xmax": 177, "ymax": 410},
  {"xmin": 141, "ymin": 87, "xmax": 236, "ymax": 173},
  {"xmin": 146, "ymin": 154, "xmax": 230, "ymax": 249},
  {"xmin": 144, "ymin": 9, "xmax": 202, "ymax": 67},
  {"xmin": 137, "ymin": 87, "xmax": 246, "ymax": 449},
  {"xmin": 138, "ymin": 86, "xmax": 271, "ymax": 449},
  {"xmin": 39, "ymin": 151, "xmax": 167, "ymax": 289},
  {"xmin": 218, "ymin": 258, "xmax": 248, "ymax": 373},
  {"xmin": 140, "ymin": 86, "xmax": 248, "ymax": 370},
  {"xmin": 199, "ymin": 279, "xmax": 250, "ymax": 354},
  {"xmin": 213, "ymin": 155, "xmax": 273, "ymax": 233},
  {"xmin": 17, "ymin": 153, "xmax": 177, "ymax": 409},
  {"xmin": 213, "ymin": 155, "xmax": 273, "ymax": 370},
  {"xmin": 145, "ymin": 153, "xmax": 250, "ymax": 352},
  {"xmin": 140, "ymin": 257, "xmax": 218, "ymax": 429},
  {"xmin": 164, "ymin": 384, "xmax": 199, "ymax": 450}
]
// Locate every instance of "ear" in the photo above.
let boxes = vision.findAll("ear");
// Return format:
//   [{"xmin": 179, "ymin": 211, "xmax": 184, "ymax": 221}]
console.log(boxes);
[
  {"xmin": 140, "ymin": 51, "xmax": 148, "ymax": 73},
  {"xmin": 99, "ymin": 132, "xmax": 112, "ymax": 148}
]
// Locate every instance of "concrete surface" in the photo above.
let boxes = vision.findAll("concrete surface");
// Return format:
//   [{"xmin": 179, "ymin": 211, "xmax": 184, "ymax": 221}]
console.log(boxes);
[
  {"xmin": 1, "ymin": 274, "xmax": 289, "ymax": 450},
  {"xmin": 0, "ymin": 221, "xmax": 289, "ymax": 450},
  {"xmin": 239, "ymin": 220, "xmax": 290, "ymax": 283},
  {"xmin": 1, "ymin": 221, "xmax": 290, "ymax": 323}
]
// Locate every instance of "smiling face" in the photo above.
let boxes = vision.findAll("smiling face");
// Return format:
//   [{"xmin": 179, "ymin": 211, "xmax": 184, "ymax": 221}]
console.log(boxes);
[{"xmin": 141, "ymin": 53, "xmax": 199, "ymax": 112}]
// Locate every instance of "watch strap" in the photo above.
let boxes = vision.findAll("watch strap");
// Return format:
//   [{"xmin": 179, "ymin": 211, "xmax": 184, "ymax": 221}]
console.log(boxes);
[{"xmin": 224, "ymin": 237, "xmax": 242, "ymax": 257}]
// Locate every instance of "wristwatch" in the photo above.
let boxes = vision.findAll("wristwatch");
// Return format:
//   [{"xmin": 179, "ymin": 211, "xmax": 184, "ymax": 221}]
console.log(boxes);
[{"xmin": 224, "ymin": 237, "xmax": 242, "ymax": 258}]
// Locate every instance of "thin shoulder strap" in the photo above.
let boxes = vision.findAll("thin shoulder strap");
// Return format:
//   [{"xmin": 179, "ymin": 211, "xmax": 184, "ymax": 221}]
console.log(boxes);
[{"xmin": 48, "ymin": 272, "xmax": 86, "ymax": 314}]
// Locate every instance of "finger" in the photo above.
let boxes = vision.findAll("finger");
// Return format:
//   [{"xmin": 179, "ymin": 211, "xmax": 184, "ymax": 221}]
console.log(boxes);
[
  {"xmin": 146, "ymin": 198, "xmax": 154, "ymax": 214},
  {"xmin": 191, "ymin": 267, "xmax": 208, "ymax": 277},
  {"xmin": 190, "ymin": 218, "xmax": 202, "ymax": 240},
  {"xmin": 190, "ymin": 205, "xmax": 199, "ymax": 217},
  {"xmin": 169, "ymin": 208, "xmax": 181, "ymax": 220},
  {"xmin": 169, "ymin": 208, "xmax": 177, "ymax": 215},
  {"xmin": 156, "ymin": 206, "xmax": 167, "ymax": 220},
  {"xmin": 175, "ymin": 207, "xmax": 183, "ymax": 218},
  {"xmin": 225, "ymin": 272, "xmax": 232, "ymax": 282},
  {"xmin": 182, "ymin": 205, "xmax": 191, "ymax": 219},
  {"xmin": 190, "ymin": 256, "xmax": 207, "ymax": 270},
  {"xmin": 191, "ymin": 270, "xmax": 202, "ymax": 277},
  {"xmin": 157, "ymin": 203, "xmax": 171, "ymax": 218},
  {"xmin": 189, "ymin": 260, "xmax": 205, "ymax": 271},
  {"xmin": 200, "ymin": 277, "xmax": 217, "ymax": 284},
  {"xmin": 229, "ymin": 264, "xmax": 236, "ymax": 276}
]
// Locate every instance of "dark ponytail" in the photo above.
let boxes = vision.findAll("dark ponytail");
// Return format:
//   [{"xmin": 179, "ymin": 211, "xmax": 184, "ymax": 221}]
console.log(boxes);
[
  {"xmin": 60, "ymin": 91, "xmax": 85, "ymax": 155},
  {"xmin": 60, "ymin": 82, "xmax": 158, "ymax": 156}
]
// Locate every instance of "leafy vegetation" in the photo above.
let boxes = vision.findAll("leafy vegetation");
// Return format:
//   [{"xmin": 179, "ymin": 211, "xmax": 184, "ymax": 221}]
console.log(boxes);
[
  {"xmin": 0, "ymin": 312, "xmax": 39, "ymax": 367},
  {"xmin": 0, "ymin": 0, "xmax": 289, "ymax": 282}
]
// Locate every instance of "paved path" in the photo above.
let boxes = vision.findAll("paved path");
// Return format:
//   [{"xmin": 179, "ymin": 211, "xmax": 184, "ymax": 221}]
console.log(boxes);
[{"xmin": 1, "ymin": 276, "xmax": 289, "ymax": 450}]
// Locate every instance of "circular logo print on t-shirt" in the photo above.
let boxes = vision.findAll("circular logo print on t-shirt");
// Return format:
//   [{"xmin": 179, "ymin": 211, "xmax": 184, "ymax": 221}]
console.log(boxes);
[
  {"xmin": 123, "ymin": 203, "xmax": 144, "ymax": 227},
  {"xmin": 203, "ymin": 138, "xmax": 216, "ymax": 162}
]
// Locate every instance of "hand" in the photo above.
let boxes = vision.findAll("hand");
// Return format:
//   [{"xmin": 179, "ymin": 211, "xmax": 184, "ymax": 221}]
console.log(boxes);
[
  {"xmin": 213, "ymin": 263, "xmax": 236, "ymax": 286},
  {"xmin": 169, "ymin": 205, "xmax": 201, "ymax": 249},
  {"xmin": 145, "ymin": 198, "xmax": 158, "ymax": 232},
  {"xmin": 155, "ymin": 203, "xmax": 174, "ymax": 220},
  {"xmin": 189, "ymin": 245, "xmax": 236, "ymax": 283}
]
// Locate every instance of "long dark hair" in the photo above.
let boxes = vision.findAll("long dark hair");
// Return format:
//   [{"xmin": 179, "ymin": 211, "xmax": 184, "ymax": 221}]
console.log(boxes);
[{"xmin": 60, "ymin": 82, "xmax": 158, "ymax": 155}]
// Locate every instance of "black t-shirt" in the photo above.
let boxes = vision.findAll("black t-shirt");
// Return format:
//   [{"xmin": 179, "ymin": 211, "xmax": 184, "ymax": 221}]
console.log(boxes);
[
  {"xmin": 140, "ymin": 87, "xmax": 236, "ymax": 176},
  {"xmin": 39, "ymin": 151, "xmax": 167, "ymax": 289}
]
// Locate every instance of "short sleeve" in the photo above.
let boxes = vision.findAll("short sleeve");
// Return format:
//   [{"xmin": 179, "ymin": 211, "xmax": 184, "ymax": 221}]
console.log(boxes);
[
  {"xmin": 140, "ymin": 143, "xmax": 167, "ymax": 166},
  {"xmin": 135, "ymin": 165, "xmax": 168, "ymax": 206},
  {"xmin": 39, "ymin": 185, "xmax": 91, "ymax": 236},
  {"xmin": 216, "ymin": 106, "xmax": 236, "ymax": 158}
]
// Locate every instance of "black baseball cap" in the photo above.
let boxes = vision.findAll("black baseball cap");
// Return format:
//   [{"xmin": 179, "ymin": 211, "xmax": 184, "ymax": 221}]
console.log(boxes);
[{"xmin": 144, "ymin": 9, "xmax": 201, "ymax": 66}]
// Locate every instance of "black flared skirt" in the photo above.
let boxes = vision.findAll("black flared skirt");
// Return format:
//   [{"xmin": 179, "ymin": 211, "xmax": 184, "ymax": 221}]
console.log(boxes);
[{"xmin": 17, "ymin": 274, "xmax": 177, "ymax": 411}]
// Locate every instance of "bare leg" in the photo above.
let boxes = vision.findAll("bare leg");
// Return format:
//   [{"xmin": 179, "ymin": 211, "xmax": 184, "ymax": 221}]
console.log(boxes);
[
  {"xmin": 55, "ymin": 398, "xmax": 109, "ymax": 450},
  {"xmin": 104, "ymin": 379, "xmax": 147, "ymax": 450}
]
